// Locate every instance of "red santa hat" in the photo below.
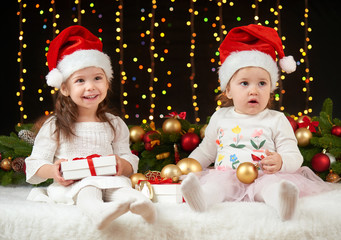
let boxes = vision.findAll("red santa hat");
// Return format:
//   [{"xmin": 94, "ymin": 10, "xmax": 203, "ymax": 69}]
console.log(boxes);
[
  {"xmin": 46, "ymin": 25, "xmax": 113, "ymax": 88},
  {"xmin": 219, "ymin": 24, "xmax": 296, "ymax": 92}
]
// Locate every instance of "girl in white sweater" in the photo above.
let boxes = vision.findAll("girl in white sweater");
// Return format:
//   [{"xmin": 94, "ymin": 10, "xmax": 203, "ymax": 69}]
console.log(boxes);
[
  {"xmin": 25, "ymin": 26, "xmax": 156, "ymax": 229},
  {"xmin": 181, "ymin": 24, "xmax": 331, "ymax": 221}
]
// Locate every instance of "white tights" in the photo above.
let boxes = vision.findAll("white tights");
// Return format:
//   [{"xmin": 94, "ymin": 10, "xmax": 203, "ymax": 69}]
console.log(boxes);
[
  {"xmin": 181, "ymin": 173, "xmax": 299, "ymax": 221},
  {"xmin": 76, "ymin": 186, "xmax": 156, "ymax": 230}
]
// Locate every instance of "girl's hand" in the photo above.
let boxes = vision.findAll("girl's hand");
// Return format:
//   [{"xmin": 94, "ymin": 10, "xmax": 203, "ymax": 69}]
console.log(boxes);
[
  {"xmin": 53, "ymin": 159, "xmax": 74, "ymax": 186},
  {"xmin": 261, "ymin": 150, "xmax": 283, "ymax": 174},
  {"xmin": 115, "ymin": 155, "xmax": 133, "ymax": 177}
]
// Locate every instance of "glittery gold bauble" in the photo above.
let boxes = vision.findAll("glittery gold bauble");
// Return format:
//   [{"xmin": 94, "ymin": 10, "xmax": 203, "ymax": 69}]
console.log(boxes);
[
  {"xmin": 236, "ymin": 162, "xmax": 258, "ymax": 184},
  {"xmin": 0, "ymin": 158, "xmax": 12, "ymax": 171},
  {"xmin": 295, "ymin": 128, "xmax": 312, "ymax": 147},
  {"xmin": 162, "ymin": 118, "xmax": 182, "ymax": 134},
  {"xmin": 200, "ymin": 124, "xmax": 207, "ymax": 139},
  {"xmin": 176, "ymin": 158, "xmax": 202, "ymax": 175},
  {"xmin": 160, "ymin": 164, "xmax": 182, "ymax": 182},
  {"xmin": 129, "ymin": 126, "xmax": 145, "ymax": 143},
  {"xmin": 130, "ymin": 173, "xmax": 147, "ymax": 188}
]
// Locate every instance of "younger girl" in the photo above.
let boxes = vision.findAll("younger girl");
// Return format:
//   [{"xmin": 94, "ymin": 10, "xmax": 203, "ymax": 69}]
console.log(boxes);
[
  {"xmin": 25, "ymin": 26, "xmax": 156, "ymax": 229},
  {"xmin": 180, "ymin": 24, "xmax": 332, "ymax": 221}
]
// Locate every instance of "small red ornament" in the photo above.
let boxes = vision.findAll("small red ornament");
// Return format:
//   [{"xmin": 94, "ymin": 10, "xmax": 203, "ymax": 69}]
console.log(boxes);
[
  {"xmin": 143, "ymin": 131, "xmax": 160, "ymax": 151},
  {"xmin": 286, "ymin": 116, "xmax": 298, "ymax": 132},
  {"xmin": 311, "ymin": 153, "xmax": 330, "ymax": 172},
  {"xmin": 331, "ymin": 125, "xmax": 341, "ymax": 137},
  {"xmin": 143, "ymin": 131, "xmax": 159, "ymax": 143},
  {"xmin": 181, "ymin": 133, "xmax": 200, "ymax": 152}
]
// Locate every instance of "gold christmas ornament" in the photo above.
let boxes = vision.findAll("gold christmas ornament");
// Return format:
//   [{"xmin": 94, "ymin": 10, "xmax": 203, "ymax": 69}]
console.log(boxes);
[
  {"xmin": 176, "ymin": 158, "xmax": 202, "ymax": 175},
  {"xmin": 295, "ymin": 128, "xmax": 312, "ymax": 147},
  {"xmin": 130, "ymin": 173, "xmax": 147, "ymax": 188},
  {"xmin": 160, "ymin": 164, "xmax": 182, "ymax": 182},
  {"xmin": 129, "ymin": 126, "xmax": 145, "ymax": 143},
  {"xmin": 236, "ymin": 162, "xmax": 258, "ymax": 184},
  {"xmin": 0, "ymin": 158, "xmax": 12, "ymax": 171},
  {"xmin": 162, "ymin": 118, "xmax": 182, "ymax": 134}
]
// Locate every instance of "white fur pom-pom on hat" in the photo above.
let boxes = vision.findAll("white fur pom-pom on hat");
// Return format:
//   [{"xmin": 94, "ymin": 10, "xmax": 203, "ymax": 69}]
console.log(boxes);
[
  {"xmin": 46, "ymin": 68, "xmax": 64, "ymax": 88},
  {"xmin": 279, "ymin": 55, "xmax": 297, "ymax": 74}
]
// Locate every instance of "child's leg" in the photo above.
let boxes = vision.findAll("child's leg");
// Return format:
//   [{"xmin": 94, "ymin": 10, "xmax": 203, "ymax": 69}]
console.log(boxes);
[
  {"xmin": 256, "ymin": 180, "xmax": 299, "ymax": 221},
  {"xmin": 181, "ymin": 173, "xmax": 225, "ymax": 212},
  {"xmin": 104, "ymin": 187, "xmax": 157, "ymax": 223},
  {"xmin": 76, "ymin": 186, "xmax": 131, "ymax": 230}
]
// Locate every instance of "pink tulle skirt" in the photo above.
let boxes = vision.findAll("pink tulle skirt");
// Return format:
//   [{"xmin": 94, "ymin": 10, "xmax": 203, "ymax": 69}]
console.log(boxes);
[{"xmin": 199, "ymin": 166, "xmax": 333, "ymax": 202}]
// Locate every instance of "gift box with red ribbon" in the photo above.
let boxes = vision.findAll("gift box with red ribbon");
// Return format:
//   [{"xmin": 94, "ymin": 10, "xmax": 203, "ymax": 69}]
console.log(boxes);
[
  {"xmin": 138, "ymin": 178, "xmax": 184, "ymax": 204},
  {"xmin": 61, "ymin": 154, "xmax": 117, "ymax": 180}
]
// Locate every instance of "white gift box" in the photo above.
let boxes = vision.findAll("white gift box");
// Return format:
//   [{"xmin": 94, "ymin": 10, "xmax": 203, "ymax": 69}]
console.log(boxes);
[
  {"xmin": 151, "ymin": 184, "xmax": 183, "ymax": 203},
  {"xmin": 61, "ymin": 155, "xmax": 117, "ymax": 180}
]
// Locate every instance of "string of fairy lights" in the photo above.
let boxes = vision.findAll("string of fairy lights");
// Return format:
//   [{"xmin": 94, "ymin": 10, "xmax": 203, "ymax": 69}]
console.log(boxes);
[{"xmin": 16, "ymin": 0, "xmax": 314, "ymax": 126}]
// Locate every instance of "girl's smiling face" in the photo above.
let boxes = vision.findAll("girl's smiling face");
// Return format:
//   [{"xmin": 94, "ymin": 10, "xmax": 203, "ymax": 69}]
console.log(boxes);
[
  {"xmin": 60, "ymin": 67, "xmax": 109, "ymax": 119},
  {"xmin": 225, "ymin": 67, "xmax": 271, "ymax": 115}
]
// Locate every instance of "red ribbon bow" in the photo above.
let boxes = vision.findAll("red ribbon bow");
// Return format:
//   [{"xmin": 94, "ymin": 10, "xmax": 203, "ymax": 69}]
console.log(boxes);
[
  {"xmin": 298, "ymin": 116, "xmax": 319, "ymax": 133},
  {"xmin": 73, "ymin": 154, "xmax": 101, "ymax": 176},
  {"xmin": 138, "ymin": 177, "xmax": 173, "ymax": 185},
  {"xmin": 165, "ymin": 111, "xmax": 186, "ymax": 120}
]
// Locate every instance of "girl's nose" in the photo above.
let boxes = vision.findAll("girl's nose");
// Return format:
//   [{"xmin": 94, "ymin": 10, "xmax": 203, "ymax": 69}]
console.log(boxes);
[
  {"xmin": 249, "ymin": 85, "xmax": 258, "ymax": 95},
  {"xmin": 85, "ymin": 81, "xmax": 95, "ymax": 91}
]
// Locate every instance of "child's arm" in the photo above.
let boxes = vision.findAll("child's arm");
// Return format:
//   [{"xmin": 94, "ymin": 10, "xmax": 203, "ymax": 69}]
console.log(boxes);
[
  {"xmin": 115, "ymin": 156, "xmax": 133, "ymax": 177},
  {"xmin": 188, "ymin": 110, "xmax": 222, "ymax": 168},
  {"xmin": 111, "ymin": 116, "xmax": 139, "ymax": 176},
  {"xmin": 35, "ymin": 159, "xmax": 74, "ymax": 186},
  {"xmin": 271, "ymin": 113, "xmax": 303, "ymax": 173}
]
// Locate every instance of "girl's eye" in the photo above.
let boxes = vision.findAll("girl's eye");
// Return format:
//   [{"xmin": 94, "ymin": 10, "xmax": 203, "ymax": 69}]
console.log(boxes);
[
  {"xmin": 75, "ymin": 78, "xmax": 84, "ymax": 83},
  {"xmin": 241, "ymin": 81, "xmax": 248, "ymax": 86},
  {"xmin": 95, "ymin": 76, "xmax": 103, "ymax": 80},
  {"xmin": 259, "ymin": 81, "xmax": 267, "ymax": 86}
]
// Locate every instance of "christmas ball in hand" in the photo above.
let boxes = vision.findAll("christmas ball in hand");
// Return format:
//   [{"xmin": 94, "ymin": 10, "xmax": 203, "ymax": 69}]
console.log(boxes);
[
  {"xmin": 160, "ymin": 164, "xmax": 182, "ymax": 182},
  {"xmin": 181, "ymin": 132, "xmax": 200, "ymax": 152},
  {"xmin": 129, "ymin": 126, "xmax": 145, "ymax": 143},
  {"xmin": 162, "ymin": 118, "xmax": 182, "ymax": 134},
  {"xmin": 130, "ymin": 173, "xmax": 147, "ymax": 188},
  {"xmin": 311, "ymin": 153, "xmax": 330, "ymax": 172},
  {"xmin": 176, "ymin": 158, "xmax": 202, "ymax": 175},
  {"xmin": 295, "ymin": 128, "xmax": 312, "ymax": 147},
  {"xmin": 236, "ymin": 162, "xmax": 258, "ymax": 184}
]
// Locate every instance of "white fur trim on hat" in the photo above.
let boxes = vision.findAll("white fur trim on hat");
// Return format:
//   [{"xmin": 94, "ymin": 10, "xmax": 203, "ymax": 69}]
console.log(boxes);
[
  {"xmin": 219, "ymin": 50, "xmax": 279, "ymax": 92},
  {"xmin": 46, "ymin": 49, "xmax": 113, "ymax": 89}
]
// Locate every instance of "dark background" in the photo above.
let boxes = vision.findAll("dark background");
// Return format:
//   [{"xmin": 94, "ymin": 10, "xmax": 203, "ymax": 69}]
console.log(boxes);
[{"xmin": 2, "ymin": 0, "xmax": 340, "ymax": 135}]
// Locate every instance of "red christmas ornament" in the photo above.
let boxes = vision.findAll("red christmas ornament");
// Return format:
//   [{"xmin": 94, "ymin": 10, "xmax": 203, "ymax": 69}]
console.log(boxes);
[
  {"xmin": 143, "ymin": 131, "xmax": 160, "ymax": 151},
  {"xmin": 331, "ymin": 125, "xmax": 341, "ymax": 137},
  {"xmin": 311, "ymin": 153, "xmax": 330, "ymax": 172},
  {"xmin": 286, "ymin": 116, "xmax": 298, "ymax": 132},
  {"xmin": 181, "ymin": 133, "xmax": 200, "ymax": 152}
]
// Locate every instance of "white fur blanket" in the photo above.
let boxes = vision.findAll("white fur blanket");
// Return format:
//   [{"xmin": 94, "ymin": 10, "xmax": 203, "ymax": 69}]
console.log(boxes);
[{"xmin": 1, "ymin": 185, "xmax": 341, "ymax": 240}]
